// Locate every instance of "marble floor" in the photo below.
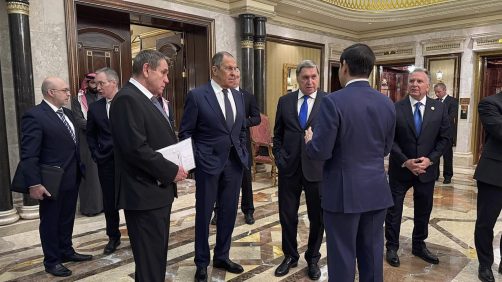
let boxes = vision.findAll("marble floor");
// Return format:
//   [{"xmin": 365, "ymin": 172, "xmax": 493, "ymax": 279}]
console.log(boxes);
[{"xmin": 0, "ymin": 168, "xmax": 501, "ymax": 282}]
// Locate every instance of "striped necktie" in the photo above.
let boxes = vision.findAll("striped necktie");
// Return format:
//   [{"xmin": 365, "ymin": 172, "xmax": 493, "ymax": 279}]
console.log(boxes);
[{"xmin": 56, "ymin": 109, "xmax": 76, "ymax": 143}]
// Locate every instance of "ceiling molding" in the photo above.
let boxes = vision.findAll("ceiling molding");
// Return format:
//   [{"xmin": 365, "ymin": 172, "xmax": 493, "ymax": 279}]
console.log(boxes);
[
  {"xmin": 471, "ymin": 33, "xmax": 502, "ymax": 52},
  {"xmin": 370, "ymin": 42, "xmax": 416, "ymax": 62},
  {"xmin": 421, "ymin": 37, "xmax": 466, "ymax": 56}
]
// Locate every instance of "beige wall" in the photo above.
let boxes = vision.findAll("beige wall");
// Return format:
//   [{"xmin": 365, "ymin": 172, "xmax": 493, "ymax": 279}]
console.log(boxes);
[{"xmin": 265, "ymin": 41, "xmax": 321, "ymax": 125}]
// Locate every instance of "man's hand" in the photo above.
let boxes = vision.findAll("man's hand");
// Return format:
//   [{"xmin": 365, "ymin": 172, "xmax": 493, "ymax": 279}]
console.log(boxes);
[
  {"xmin": 29, "ymin": 185, "xmax": 51, "ymax": 200},
  {"xmin": 415, "ymin": 156, "xmax": 432, "ymax": 171},
  {"xmin": 304, "ymin": 127, "xmax": 313, "ymax": 143},
  {"xmin": 174, "ymin": 166, "xmax": 188, "ymax": 182},
  {"xmin": 404, "ymin": 159, "xmax": 426, "ymax": 176}
]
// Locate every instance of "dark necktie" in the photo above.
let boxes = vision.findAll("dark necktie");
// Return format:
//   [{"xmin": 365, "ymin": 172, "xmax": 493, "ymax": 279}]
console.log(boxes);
[
  {"xmin": 414, "ymin": 102, "xmax": 422, "ymax": 137},
  {"xmin": 222, "ymin": 89, "xmax": 234, "ymax": 130},
  {"xmin": 56, "ymin": 109, "xmax": 76, "ymax": 143},
  {"xmin": 298, "ymin": 95, "xmax": 309, "ymax": 129}
]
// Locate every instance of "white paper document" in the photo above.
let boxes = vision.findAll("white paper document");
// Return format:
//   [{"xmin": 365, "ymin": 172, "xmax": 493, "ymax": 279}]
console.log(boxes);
[{"xmin": 156, "ymin": 138, "xmax": 196, "ymax": 171}]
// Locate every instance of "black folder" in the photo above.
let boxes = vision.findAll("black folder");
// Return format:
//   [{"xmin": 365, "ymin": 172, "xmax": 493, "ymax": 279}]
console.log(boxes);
[{"xmin": 11, "ymin": 164, "xmax": 64, "ymax": 200}]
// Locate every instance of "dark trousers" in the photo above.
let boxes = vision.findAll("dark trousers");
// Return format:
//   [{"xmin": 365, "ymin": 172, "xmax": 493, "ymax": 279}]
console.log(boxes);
[
  {"xmin": 474, "ymin": 181, "xmax": 502, "ymax": 268},
  {"xmin": 40, "ymin": 188, "xmax": 79, "ymax": 267},
  {"xmin": 385, "ymin": 178, "xmax": 435, "ymax": 251},
  {"xmin": 194, "ymin": 150, "xmax": 243, "ymax": 267},
  {"xmin": 437, "ymin": 145, "xmax": 453, "ymax": 180},
  {"xmin": 324, "ymin": 209, "xmax": 386, "ymax": 282},
  {"xmin": 240, "ymin": 167, "xmax": 254, "ymax": 214},
  {"xmin": 124, "ymin": 204, "xmax": 173, "ymax": 282},
  {"xmin": 278, "ymin": 167, "xmax": 323, "ymax": 263},
  {"xmin": 97, "ymin": 158, "xmax": 120, "ymax": 239}
]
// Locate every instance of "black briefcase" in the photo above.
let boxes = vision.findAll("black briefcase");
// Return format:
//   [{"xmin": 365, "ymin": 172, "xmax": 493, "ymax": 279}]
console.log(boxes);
[{"xmin": 11, "ymin": 163, "xmax": 64, "ymax": 200}]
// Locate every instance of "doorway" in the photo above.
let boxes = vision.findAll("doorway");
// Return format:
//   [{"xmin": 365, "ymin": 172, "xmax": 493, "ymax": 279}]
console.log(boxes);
[
  {"xmin": 66, "ymin": 0, "xmax": 214, "ymax": 129},
  {"xmin": 328, "ymin": 60, "xmax": 341, "ymax": 92},
  {"xmin": 472, "ymin": 54, "xmax": 502, "ymax": 163},
  {"xmin": 375, "ymin": 61, "xmax": 415, "ymax": 102}
]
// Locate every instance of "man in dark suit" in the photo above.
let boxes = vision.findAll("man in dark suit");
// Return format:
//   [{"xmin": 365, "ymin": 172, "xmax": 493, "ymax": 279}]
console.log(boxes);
[
  {"xmin": 179, "ymin": 51, "xmax": 248, "ymax": 282},
  {"xmin": 305, "ymin": 44, "xmax": 396, "ymax": 282},
  {"xmin": 434, "ymin": 82, "xmax": 458, "ymax": 184},
  {"xmin": 86, "ymin": 67, "xmax": 121, "ymax": 255},
  {"xmin": 273, "ymin": 60, "xmax": 325, "ymax": 280},
  {"xmin": 211, "ymin": 67, "xmax": 261, "ymax": 225},
  {"xmin": 19, "ymin": 77, "xmax": 92, "ymax": 277},
  {"xmin": 109, "ymin": 50, "xmax": 188, "ymax": 281},
  {"xmin": 473, "ymin": 91, "xmax": 502, "ymax": 282},
  {"xmin": 385, "ymin": 68, "xmax": 450, "ymax": 267}
]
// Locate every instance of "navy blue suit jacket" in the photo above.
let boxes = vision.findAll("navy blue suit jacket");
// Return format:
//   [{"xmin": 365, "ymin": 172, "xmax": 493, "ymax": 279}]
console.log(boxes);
[
  {"xmin": 306, "ymin": 81, "xmax": 396, "ymax": 213},
  {"xmin": 86, "ymin": 98, "xmax": 114, "ymax": 164},
  {"xmin": 19, "ymin": 100, "xmax": 82, "ymax": 192},
  {"xmin": 178, "ymin": 82, "xmax": 248, "ymax": 174},
  {"xmin": 389, "ymin": 96, "xmax": 450, "ymax": 183},
  {"xmin": 273, "ymin": 90, "xmax": 327, "ymax": 182}
]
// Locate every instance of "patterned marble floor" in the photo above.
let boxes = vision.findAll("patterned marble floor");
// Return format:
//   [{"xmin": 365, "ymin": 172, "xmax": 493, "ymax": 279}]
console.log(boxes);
[{"xmin": 0, "ymin": 168, "xmax": 501, "ymax": 282}]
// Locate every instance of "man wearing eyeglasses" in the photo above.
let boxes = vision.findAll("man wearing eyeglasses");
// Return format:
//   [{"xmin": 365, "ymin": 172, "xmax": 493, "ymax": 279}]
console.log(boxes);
[
  {"xmin": 179, "ymin": 51, "xmax": 249, "ymax": 282},
  {"xmin": 18, "ymin": 77, "xmax": 92, "ymax": 277}
]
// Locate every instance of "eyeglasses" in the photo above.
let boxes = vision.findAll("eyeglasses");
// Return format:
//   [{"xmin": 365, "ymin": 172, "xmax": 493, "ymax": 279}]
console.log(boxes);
[
  {"xmin": 96, "ymin": 81, "xmax": 109, "ymax": 87},
  {"xmin": 219, "ymin": 66, "xmax": 239, "ymax": 73},
  {"xmin": 50, "ymin": 89, "xmax": 71, "ymax": 93}
]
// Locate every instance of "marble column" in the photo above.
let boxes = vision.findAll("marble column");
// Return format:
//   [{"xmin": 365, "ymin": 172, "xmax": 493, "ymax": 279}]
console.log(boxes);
[
  {"xmin": 0, "ymin": 58, "xmax": 20, "ymax": 225},
  {"xmin": 239, "ymin": 14, "xmax": 254, "ymax": 94},
  {"xmin": 7, "ymin": 0, "xmax": 39, "ymax": 219},
  {"xmin": 253, "ymin": 17, "xmax": 266, "ymax": 112}
]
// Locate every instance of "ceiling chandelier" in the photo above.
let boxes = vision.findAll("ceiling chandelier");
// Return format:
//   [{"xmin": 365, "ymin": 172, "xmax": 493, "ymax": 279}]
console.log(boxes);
[{"xmin": 320, "ymin": 0, "xmax": 449, "ymax": 11}]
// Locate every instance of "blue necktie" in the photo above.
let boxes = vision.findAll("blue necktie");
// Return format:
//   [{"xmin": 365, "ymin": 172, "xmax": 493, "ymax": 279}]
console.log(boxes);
[
  {"xmin": 414, "ymin": 102, "xmax": 422, "ymax": 137},
  {"xmin": 56, "ymin": 109, "xmax": 76, "ymax": 143},
  {"xmin": 298, "ymin": 95, "xmax": 309, "ymax": 129}
]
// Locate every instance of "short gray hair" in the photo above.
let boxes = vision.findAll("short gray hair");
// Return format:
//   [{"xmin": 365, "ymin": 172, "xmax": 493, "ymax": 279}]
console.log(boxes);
[
  {"xmin": 296, "ymin": 60, "xmax": 319, "ymax": 77},
  {"xmin": 410, "ymin": 68, "xmax": 431, "ymax": 84},
  {"xmin": 95, "ymin": 67, "xmax": 119, "ymax": 82},
  {"xmin": 434, "ymin": 82, "xmax": 446, "ymax": 90},
  {"xmin": 132, "ymin": 50, "xmax": 167, "ymax": 76},
  {"xmin": 211, "ymin": 51, "xmax": 234, "ymax": 67}
]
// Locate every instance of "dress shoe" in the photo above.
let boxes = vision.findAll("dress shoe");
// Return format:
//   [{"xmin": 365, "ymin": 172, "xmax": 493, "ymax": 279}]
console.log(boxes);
[
  {"xmin": 412, "ymin": 246, "xmax": 439, "ymax": 264},
  {"xmin": 386, "ymin": 249, "xmax": 400, "ymax": 267},
  {"xmin": 274, "ymin": 256, "xmax": 298, "ymax": 277},
  {"xmin": 213, "ymin": 258, "xmax": 244, "ymax": 273},
  {"xmin": 103, "ymin": 237, "xmax": 121, "ymax": 255},
  {"xmin": 62, "ymin": 252, "xmax": 93, "ymax": 262},
  {"xmin": 194, "ymin": 266, "xmax": 207, "ymax": 282},
  {"xmin": 443, "ymin": 179, "xmax": 451, "ymax": 184},
  {"xmin": 244, "ymin": 213, "xmax": 255, "ymax": 225},
  {"xmin": 45, "ymin": 263, "xmax": 72, "ymax": 277},
  {"xmin": 210, "ymin": 214, "xmax": 217, "ymax": 225},
  {"xmin": 307, "ymin": 262, "xmax": 321, "ymax": 280},
  {"xmin": 478, "ymin": 267, "xmax": 495, "ymax": 282}
]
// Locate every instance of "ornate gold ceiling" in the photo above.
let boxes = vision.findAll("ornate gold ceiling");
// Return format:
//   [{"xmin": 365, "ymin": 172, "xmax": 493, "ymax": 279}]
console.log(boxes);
[{"xmin": 319, "ymin": 0, "xmax": 449, "ymax": 11}]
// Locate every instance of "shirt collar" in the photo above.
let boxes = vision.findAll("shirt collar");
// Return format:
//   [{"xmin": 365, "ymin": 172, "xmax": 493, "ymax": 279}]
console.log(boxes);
[
  {"xmin": 345, "ymin": 78, "xmax": 369, "ymax": 87},
  {"xmin": 298, "ymin": 90, "xmax": 317, "ymax": 100},
  {"xmin": 211, "ymin": 79, "xmax": 227, "ymax": 95},
  {"xmin": 129, "ymin": 78, "xmax": 154, "ymax": 100},
  {"xmin": 44, "ymin": 99, "xmax": 61, "ymax": 112},
  {"xmin": 409, "ymin": 95, "xmax": 427, "ymax": 106}
]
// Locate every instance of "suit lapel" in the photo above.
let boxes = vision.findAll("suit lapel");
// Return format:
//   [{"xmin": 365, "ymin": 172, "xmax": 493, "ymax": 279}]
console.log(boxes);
[
  {"xmin": 289, "ymin": 91, "xmax": 302, "ymax": 130},
  {"xmin": 230, "ymin": 88, "xmax": 243, "ymax": 132},
  {"xmin": 41, "ymin": 101, "xmax": 76, "ymax": 145},
  {"xmin": 306, "ymin": 92, "xmax": 323, "ymax": 127},
  {"xmin": 401, "ymin": 98, "xmax": 418, "ymax": 137},
  {"xmin": 421, "ymin": 97, "xmax": 435, "ymax": 133},
  {"xmin": 203, "ymin": 83, "xmax": 228, "ymax": 131}
]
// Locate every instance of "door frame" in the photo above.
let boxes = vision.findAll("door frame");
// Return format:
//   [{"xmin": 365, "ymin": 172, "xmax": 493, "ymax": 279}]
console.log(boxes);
[
  {"xmin": 64, "ymin": 0, "xmax": 215, "ymax": 94},
  {"xmin": 328, "ymin": 60, "xmax": 340, "ymax": 92},
  {"xmin": 471, "ymin": 50, "xmax": 502, "ymax": 163}
]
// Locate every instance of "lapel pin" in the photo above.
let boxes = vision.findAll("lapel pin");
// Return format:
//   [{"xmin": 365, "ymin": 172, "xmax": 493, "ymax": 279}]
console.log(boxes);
[{"xmin": 431, "ymin": 106, "xmax": 435, "ymax": 111}]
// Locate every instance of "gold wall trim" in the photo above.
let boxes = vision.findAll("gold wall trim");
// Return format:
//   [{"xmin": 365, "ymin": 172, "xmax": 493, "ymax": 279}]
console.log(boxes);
[
  {"xmin": 254, "ymin": 42, "xmax": 266, "ymax": 50},
  {"xmin": 241, "ymin": 40, "xmax": 254, "ymax": 49},
  {"xmin": 6, "ymin": 2, "xmax": 29, "ymax": 15},
  {"xmin": 320, "ymin": 0, "xmax": 448, "ymax": 11}
]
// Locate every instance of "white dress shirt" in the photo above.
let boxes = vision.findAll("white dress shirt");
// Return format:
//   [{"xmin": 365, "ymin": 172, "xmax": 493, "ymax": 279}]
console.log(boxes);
[
  {"xmin": 211, "ymin": 79, "xmax": 236, "ymax": 122},
  {"xmin": 409, "ymin": 95, "xmax": 427, "ymax": 118},
  {"xmin": 297, "ymin": 90, "xmax": 317, "ymax": 120},
  {"xmin": 44, "ymin": 99, "xmax": 75, "ymax": 134}
]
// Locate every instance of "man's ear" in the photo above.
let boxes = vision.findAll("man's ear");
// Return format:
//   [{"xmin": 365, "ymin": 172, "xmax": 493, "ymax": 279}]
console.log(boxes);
[{"xmin": 142, "ymin": 63, "xmax": 150, "ymax": 78}]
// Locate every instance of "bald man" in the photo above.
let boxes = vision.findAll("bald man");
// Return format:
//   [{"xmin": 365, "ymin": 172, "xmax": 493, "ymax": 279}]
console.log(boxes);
[{"xmin": 18, "ymin": 77, "xmax": 92, "ymax": 277}]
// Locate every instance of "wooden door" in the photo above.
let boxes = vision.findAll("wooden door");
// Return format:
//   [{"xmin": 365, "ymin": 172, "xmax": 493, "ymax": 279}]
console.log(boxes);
[
  {"xmin": 476, "ymin": 56, "xmax": 502, "ymax": 161},
  {"xmin": 328, "ymin": 60, "xmax": 341, "ymax": 92},
  {"xmin": 156, "ymin": 33, "xmax": 186, "ymax": 129},
  {"xmin": 76, "ymin": 5, "xmax": 131, "ymax": 91}
]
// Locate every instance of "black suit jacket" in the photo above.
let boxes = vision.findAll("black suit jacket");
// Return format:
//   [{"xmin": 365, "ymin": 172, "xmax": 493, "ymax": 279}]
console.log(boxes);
[
  {"xmin": 474, "ymin": 92, "xmax": 502, "ymax": 187},
  {"xmin": 240, "ymin": 88, "xmax": 261, "ymax": 167},
  {"xmin": 442, "ymin": 95, "xmax": 459, "ymax": 145},
  {"xmin": 71, "ymin": 90, "xmax": 100, "ymax": 131},
  {"xmin": 86, "ymin": 98, "xmax": 113, "ymax": 164},
  {"xmin": 273, "ymin": 90, "xmax": 327, "ymax": 182},
  {"xmin": 16, "ymin": 101, "xmax": 82, "ymax": 192},
  {"xmin": 389, "ymin": 96, "xmax": 450, "ymax": 183},
  {"xmin": 109, "ymin": 82, "xmax": 179, "ymax": 210}
]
